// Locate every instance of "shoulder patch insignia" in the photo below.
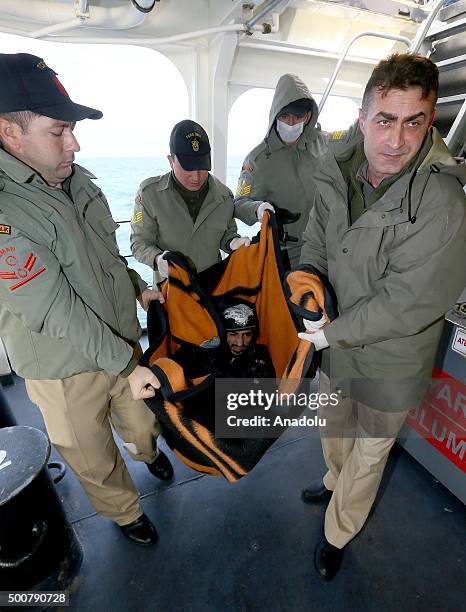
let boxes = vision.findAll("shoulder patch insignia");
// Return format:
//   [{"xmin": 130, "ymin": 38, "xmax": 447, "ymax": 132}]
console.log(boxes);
[
  {"xmin": 330, "ymin": 130, "xmax": 345, "ymax": 141},
  {"xmin": 236, "ymin": 177, "xmax": 252, "ymax": 198},
  {"xmin": 132, "ymin": 210, "xmax": 143, "ymax": 224},
  {"xmin": 0, "ymin": 224, "xmax": 11, "ymax": 235},
  {"xmin": 242, "ymin": 163, "xmax": 254, "ymax": 173},
  {"xmin": 0, "ymin": 249, "xmax": 46, "ymax": 291}
]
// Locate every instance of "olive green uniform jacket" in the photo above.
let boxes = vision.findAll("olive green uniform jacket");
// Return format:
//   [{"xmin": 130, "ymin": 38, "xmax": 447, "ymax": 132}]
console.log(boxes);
[
  {"xmin": 234, "ymin": 73, "xmax": 336, "ymax": 266},
  {"xmin": 300, "ymin": 128, "xmax": 466, "ymax": 411},
  {"xmin": 130, "ymin": 172, "xmax": 239, "ymax": 284},
  {"xmin": 0, "ymin": 149, "xmax": 146, "ymax": 380}
]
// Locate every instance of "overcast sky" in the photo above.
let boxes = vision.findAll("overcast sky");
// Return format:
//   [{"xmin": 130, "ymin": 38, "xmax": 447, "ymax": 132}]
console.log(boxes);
[{"xmin": 0, "ymin": 33, "xmax": 358, "ymax": 159}]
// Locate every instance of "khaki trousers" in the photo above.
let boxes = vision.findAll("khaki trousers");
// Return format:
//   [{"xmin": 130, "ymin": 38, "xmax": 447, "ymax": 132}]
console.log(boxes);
[
  {"xmin": 318, "ymin": 372, "xmax": 408, "ymax": 549},
  {"xmin": 26, "ymin": 370, "xmax": 160, "ymax": 526}
]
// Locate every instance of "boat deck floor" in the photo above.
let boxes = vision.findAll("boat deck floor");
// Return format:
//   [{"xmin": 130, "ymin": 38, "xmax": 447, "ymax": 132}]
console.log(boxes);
[{"xmin": 3, "ymin": 377, "xmax": 465, "ymax": 612}]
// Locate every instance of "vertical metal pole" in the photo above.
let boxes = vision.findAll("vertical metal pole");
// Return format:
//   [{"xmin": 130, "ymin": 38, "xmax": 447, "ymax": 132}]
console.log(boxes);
[
  {"xmin": 409, "ymin": 0, "xmax": 447, "ymax": 54},
  {"xmin": 318, "ymin": 31, "xmax": 411, "ymax": 116}
]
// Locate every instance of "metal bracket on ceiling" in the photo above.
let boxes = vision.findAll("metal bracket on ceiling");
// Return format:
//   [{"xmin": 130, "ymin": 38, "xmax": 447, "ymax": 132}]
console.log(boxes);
[
  {"xmin": 244, "ymin": 0, "xmax": 284, "ymax": 35},
  {"xmin": 74, "ymin": 0, "xmax": 90, "ymax": 19}
]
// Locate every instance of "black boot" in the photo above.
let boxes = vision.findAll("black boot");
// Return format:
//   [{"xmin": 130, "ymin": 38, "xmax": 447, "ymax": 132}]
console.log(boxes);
[
  {"xmin": 301, "ymin": 479, "xmax": 332, "ymax": 503},
  {"xmin": 119, "ymin": 513, "xmax": 158, "ymax": 546},
  {"xmin": 146, "ymin": 450, "xmax": 174, "ymax": 481},
  {"xmin": 314, "ymin": 537, "xmax": 344, "ymax": 581}
]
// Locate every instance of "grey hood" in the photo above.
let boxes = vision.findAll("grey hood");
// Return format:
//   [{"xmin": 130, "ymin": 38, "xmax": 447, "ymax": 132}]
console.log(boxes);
[{"xmin": 267, "ymin": 73, "xmax": 319, "ymax": 136}]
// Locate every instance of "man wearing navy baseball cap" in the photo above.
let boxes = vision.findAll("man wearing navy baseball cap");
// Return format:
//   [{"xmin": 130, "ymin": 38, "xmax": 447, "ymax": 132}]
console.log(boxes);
[
  {"xmin": 0, "ymin": 52, "xmax": 102, "ymax": 121},
  {"xmin": 131, "ymin": 118, "xmax": 250, "ymax": 285},
  {"xmin": 0, "ymin": 53, "xmax": 174, "ymax": 546},
  {"xmin": 169, "ymin": 119, "xmax": 212, "ymax": 171}
]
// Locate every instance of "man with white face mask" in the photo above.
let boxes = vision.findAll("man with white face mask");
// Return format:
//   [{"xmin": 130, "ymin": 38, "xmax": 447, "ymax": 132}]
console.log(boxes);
[
  {"xmin": 234, "ymin": 74, "xmax": 329, "ymax": 268},
  {"xmin": 275, "ymin": 101, "xmax": 310, "ymax": 144}
]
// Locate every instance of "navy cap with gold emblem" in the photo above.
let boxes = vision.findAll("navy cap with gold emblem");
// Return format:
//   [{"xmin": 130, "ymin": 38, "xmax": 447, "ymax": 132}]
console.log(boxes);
[
  {"xmin": 0, "ymin": 53, "xmax": 102, "ymax": 121},
  {"xmin": 169, "ymin": 119, "xmax": 211, "ymax": 171}
]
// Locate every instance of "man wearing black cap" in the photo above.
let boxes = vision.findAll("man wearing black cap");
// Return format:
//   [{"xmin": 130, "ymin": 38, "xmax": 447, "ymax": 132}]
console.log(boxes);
[
  {"xmin": 215, "ymin": 301, "xmax": 275, "ymax": 379},
  {"xmin": 0, "ymin": 53, "xmax": 174, "ymax": 547},
  {"xmin": 174, "ymin": 301, "xmax": 275, "ymax": 380},
  {"xmin": 234, "ymin": 73, "xmax": 329, "ymax": 268},
  {"xmin": 131, "ymin": 119, "xmax": 249, "ymax": 284}
]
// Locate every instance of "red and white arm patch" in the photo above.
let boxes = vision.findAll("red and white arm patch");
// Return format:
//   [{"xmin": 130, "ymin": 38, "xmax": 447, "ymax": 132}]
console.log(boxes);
[{"xmin": 0, "ymin": 246, "xmax": 46, "ymax": 291}]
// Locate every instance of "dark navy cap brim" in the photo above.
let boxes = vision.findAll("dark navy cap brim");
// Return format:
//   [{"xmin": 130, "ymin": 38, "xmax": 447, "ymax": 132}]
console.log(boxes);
[
  {"xmin": 0, "ymin": 53, "xmax": 103, "ymax": 120},
  {"xmin": 177, "ymin": 153, "xmax": 211, "ymax": 171},
  {"xmin": 36, "ymin": 100, "xmax": 103, "ymax": 121}
]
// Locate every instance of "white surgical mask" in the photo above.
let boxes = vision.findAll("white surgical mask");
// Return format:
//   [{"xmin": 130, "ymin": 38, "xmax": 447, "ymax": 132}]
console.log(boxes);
[{"xmin": 276, "ymin": 119, "xmax": 304, "ymax": 143}]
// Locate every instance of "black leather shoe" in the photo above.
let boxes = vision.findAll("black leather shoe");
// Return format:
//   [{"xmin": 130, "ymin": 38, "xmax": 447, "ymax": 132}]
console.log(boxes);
[
  {"xmin": 146, "ymin": 450, "xmax": 174, "ymax": 481},
  {"xmin": 119, "ymin": 513, "xmax": 158, "ymax": 546},
  {"xmin": 301, "ymin": 479, "xmax": 332, "ymax": 504},
  {"xmin": 314, "ymin": 537, "xmax": 344, "ymax": 581}
]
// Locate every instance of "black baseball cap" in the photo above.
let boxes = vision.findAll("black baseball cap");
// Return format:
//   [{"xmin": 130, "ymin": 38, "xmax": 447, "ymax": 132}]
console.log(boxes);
[
  {"xmin": 0, "ymin": 53, "xmax": 102, "ymax": 121},
  {"xmin": 278, "ymin": 98, "xmax": 313, "ymax": 118},
  {"xmin": 169, "ymin": 119, "xmax": 211, "ymax": 171}
]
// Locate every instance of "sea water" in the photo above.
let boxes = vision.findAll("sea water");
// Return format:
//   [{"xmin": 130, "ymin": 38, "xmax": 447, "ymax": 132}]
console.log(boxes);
[{"xmin": 78, "ymin": 155, "xmax": 258, "ymax": 327}]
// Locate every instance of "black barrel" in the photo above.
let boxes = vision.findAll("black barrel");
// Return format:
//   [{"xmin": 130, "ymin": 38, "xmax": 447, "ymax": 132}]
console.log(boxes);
[{"xmin": 0, "ymin": 426, "xmax": 82, "ymax": 593}]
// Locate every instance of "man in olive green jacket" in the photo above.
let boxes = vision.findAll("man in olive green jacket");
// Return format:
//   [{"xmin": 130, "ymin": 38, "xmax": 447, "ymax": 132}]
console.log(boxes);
[
  {"xmin": 299, "ymin": 54, "xmax": 466, "ymax": 580},
  {"xmin": 233, "ymin": 73, "xmax": 357, "ymax": 268},
  {"xmin": 131, "ymin": 120, "xmax": 247, "ymax": 285},
  {"xmin": 0, "ymin": 53, "xmax": 173, "ymax": 547}
]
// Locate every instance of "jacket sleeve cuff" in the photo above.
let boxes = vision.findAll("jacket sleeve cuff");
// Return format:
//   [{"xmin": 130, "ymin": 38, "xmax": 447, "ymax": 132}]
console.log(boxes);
[
  {"xmin": 119, "ymin": 344, "xmax": 143, "ymax": 378},
  {"xmin": 234, "ymin": 201, "xmax": 260, "ymax": 226},
  {"xmin": 222, "ymin": 234, "xmax": 240, "ymax": 253},
  {"xmin": 126, "ymin": 268, "xmax": 148, "ymax": 298},
  {"xmin": 153, "ymin": 249, "xmax": 165, "ymax": 270},
  {"xmin": 119, "ymin": 356, "xmax": 138, "ymax": 378}
]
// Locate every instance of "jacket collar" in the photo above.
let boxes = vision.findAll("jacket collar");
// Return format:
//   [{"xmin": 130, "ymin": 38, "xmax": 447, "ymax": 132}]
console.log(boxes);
[
  {"xmin": 73, "ymin": 163, "xmax": 97, "ymax": 180},
  {"xmin": 314, "ymin": 128, "xmax": 449, "ymax": 228},
  {"xmin": 155, "ymin": 172, "xmax": 172, "ymax": 191},
  {"xmin": 319, "ymin": 126, "xmax": 460, "ymax": 197},
  {"xmin": 0, "ymin": 147, "xmax": 37, "ymax": 183},
  {"xmin": 418, "ymin": 128, "xmax": 466, "ymax": 185},
  {"xmin": 0, "ymin": 147, "xmax": 96, "ymax": 185},
  {"xmin": 192, "ymin": 176, "xmax": 228, "ymax": 230},
  {"xmin": 154, "ymin": 171, "xmax": 216, "ymax": 193},
  {"xmin": 148, "ymin": 172, "xmax": 224, "ymax": 229},
  {"xmin": 333, "ymin": 126, "xmax": 460, "ymax": 174}
]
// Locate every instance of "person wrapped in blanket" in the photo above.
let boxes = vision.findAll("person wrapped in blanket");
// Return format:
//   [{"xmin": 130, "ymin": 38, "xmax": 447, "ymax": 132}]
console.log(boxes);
[{"xmin": 174, "ymin": 300, "xmax": 275, "ymax": 379}]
